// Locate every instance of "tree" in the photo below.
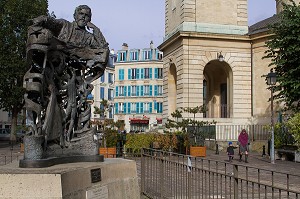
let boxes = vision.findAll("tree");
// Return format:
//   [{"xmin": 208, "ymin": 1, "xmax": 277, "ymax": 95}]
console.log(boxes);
[
  {"xmin": 264, "ymin": 0, "xmax": 300, "ymax": 111},
  {"xmin": 0, "ymin": 0, "xmax": 48, "ymax": 142}
]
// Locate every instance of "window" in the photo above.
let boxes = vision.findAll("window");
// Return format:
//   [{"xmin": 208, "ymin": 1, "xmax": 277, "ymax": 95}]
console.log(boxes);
[
  {"xmin": 144, "ymin": 68, "xmax": 152, "ymax": 79},
  {"xmin": 154, "ymin": 68, "xmax": 163, "ymax": 79},
  {"xmin": 130, "ymin": 50, "xmax": 139, "ymax": 61},
  {"xmin": 129, "ymin": 68, "xmax": 136, "ymax": 79},
  {"xmin": 144, "ymin": 85, "xmax": 152, "ymax": 96},
  {"xmin": 118, "ymin": 51, "xmax": 126, "ymax": 62},
  {"xmin": 154, "ymin": 85, "xmax": 163, "ymax": 96},
  {"xmin": 108, "ymin": 106, "xmax": 113, "ymax": 119},
  {"xmin": 108, "ymin": 89, "xmax": 113, "ymax": 100},
  {"xmin": 143, "ymin": 50, "xmax": 151, "ymax": 60},
  {"xmin": 131, "ymin": 103, "xmax": 137, "ymax": 113},
  {"xmin": 100, "ymin": 87, "xmax": 105, "ymax": 99},
  {"xmin": 100, "ymin": 73, "xmax": 105, "ymax": 82},
  {"xmin": 156, "ymin": 51, "xmax": 163, "ymax": 60},
  {"xmin": 144, "ymin": 102, "xmax": 152, "ymax": 113},
  {"xmin": 131, "ymin": 86, "xmax": 137, "ymax": 96},
  {"xmin": 119, "ymin": 103, "xmax": 124, "ymax": 113},
  {"xmin": 119, "ymin": 86, "xmax": 126, "ymax": 97},
  {"xmin": 108, "ymin": 73, "xmax": 113, "ymax": 84},
  {"xmin": 119, "ymin": 69, "xmax": 124, "ymax": 80},
  {"xmin": 155, "ymin": 102, "xmax": 163, "ymax": 113}
]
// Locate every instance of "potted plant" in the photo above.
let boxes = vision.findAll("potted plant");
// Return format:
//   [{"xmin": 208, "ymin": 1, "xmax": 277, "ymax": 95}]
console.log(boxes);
[{"xmin": 183, "ymin": 106, "xmax": 215, "ymax": 157}]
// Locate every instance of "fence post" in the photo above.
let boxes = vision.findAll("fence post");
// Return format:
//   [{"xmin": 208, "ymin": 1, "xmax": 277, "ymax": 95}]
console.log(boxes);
[
  {"xmin": 160, "ymin": 151, "xmax": 164, "ymax": 198},
  {"xmin": 187, "ymin": 156, "xmax": 192, "ymax": 199},
  {"xmin": 141, "ymin": 148, "xmax": 145, "ymax": 194},
  {"xmin": 233, "ymin": 164, "xmax": 239, "ymax": 199}
]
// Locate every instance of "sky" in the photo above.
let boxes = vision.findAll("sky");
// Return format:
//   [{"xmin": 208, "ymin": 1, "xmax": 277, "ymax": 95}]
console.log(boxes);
[{"xmin": 48, "ymin": 0, "xmax": 276, "ymax": 51}]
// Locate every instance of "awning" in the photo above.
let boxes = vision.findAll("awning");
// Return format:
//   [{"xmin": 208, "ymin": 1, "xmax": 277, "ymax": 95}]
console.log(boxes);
[{"xmin": 129, "ymin": 118, "xmax": 149, "ymax": 124}]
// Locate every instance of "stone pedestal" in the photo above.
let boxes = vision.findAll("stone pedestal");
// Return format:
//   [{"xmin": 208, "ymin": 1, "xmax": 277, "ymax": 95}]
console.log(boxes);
[{"xmin": 0, "ymin": 159, "xmax": 140, "ymax": 199}]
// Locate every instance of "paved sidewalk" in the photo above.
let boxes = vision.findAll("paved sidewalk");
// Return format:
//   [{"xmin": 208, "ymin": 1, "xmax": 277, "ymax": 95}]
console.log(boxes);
[{"xmin": 205, "ymin": 149, "xmax": 300, "ymax": 175}]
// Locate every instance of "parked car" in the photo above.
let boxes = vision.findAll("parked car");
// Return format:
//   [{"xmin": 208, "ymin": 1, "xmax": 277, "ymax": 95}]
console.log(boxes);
[{"xmin": 0, "ymin": 128, "xmax": 24, "ymax": 142}]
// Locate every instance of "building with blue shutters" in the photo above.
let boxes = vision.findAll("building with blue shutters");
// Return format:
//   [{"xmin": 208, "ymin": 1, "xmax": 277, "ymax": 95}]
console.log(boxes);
[{"xmin": 114, "ymin": 42, "xmax": 163, "ymax": 132}]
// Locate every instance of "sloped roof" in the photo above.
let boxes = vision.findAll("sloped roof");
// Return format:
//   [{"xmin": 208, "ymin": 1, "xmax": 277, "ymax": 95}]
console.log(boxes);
[{"xmin": 248, "ymin": 15, "xmax": 280, "ymax": 35}]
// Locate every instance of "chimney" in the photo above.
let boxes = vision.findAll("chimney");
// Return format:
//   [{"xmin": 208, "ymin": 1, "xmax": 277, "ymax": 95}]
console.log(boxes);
[{"xmin": 122, "ymin": 43, "xmax": 128, "ymax": 50}]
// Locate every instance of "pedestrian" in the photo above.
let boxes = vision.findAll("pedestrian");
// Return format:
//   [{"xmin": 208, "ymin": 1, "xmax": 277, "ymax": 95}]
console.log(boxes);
[
  {"xmin": 238, "ymin": 129, "xmax": 250, "ymax": 163},
  {"xmin": 227, "ymin": 141, "xmax": 237, "ymax": 162}
]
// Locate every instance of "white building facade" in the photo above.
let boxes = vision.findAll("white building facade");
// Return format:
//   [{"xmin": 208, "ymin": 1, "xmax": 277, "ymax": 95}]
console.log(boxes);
[{"xmin": 114, "ymin": 42, "xmax": 163, "ymax": 132}]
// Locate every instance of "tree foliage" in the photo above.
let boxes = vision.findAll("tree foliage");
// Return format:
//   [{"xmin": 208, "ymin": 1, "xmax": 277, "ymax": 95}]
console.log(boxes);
[
  {"xmin": 264, "ymin": 0, "xmax": 300, "ymax": 111},
  {"xmin": 0, "ymin": 0, "xmax": 48, "ymax": 140}
]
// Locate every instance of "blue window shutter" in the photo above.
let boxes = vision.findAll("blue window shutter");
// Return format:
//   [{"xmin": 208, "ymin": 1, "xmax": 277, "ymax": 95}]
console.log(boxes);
[
  {"xmin": 136, "ymin": 68, "xmax": 140, "ymax": 79},
  {"xmin": 154, "ymin": 100, "xmax": 157, "ymax": 110},
  {"xmin": 128, "ymin": 86, "xmax": 131, "ymax": 96},
  {"xmin": 160, "ymin": 103, "xmax": 163, "ymax": 113},
  {"xmin": 136, "ymin": 103, "xmax": 140, "ymax": 114},
  {"xmin": 149, "ymin": 85, "xmax": 153, "ymax": 96},
  {"xmin": 122, "ymin": 69, "xmax": 125, "ymax": 80},
  {"xmin": 115, "ymin": 103, "xmax": 119, "ymax": 114},
  {"xmin": 117, "ymin": 52, "xmax": 120, "ymax": 62},
  {"xmin": 150, "ymin": 68, "xmax": 153, "ymax": 79},
  {"xmin": 154, "ymin": 85, "xmax": 158, "ymax": 96},
  {"xmin": 141, "ymin": 68, "xmax": 144, "ymax": 79},
  {"xmin": 130, "ymin": 52, "xmax": 132, "ymax": 61},
  {"xmin": 128, "ymin": 102, "xmax": 131, "ymax": 113},
  {"xmin": 154, "ymin": 68, "xmax": 158, "ymax": 79},
  {"xmin": 149, "ymin": 102, "xmax": 153, "ymax": 113},
  {"xmin": 124, "ymin": 103, "xmax": 127, "ymax": 114},
  {"xmin": 137, "ymin": 86, "xmax": 140, "ymax": 97},
  {"xmin": 141, "ymin": 85, "xmax": 144, "ymax": 96},
  {"xmin": 136, "ymin": 51, "xmax": 139, "ymax": 60},
  {"xmin": 124, "ymin": 51, "xmax": 127, "ymax": 61},
  {"xmin": 100, "ymin": 87, "xmax": 104, "ymax": 99},
  {"xmin": 124, "ymin": 86, "xmax": 127, "ymax": 97},
  {"xmin": 115, "ymin": 86, "xmax": 119, "ymax": 97},
  {"xmin": 140, "ymin": 102, "xmax": 144, "ymax": 113},
  {"xmin": 128, "ymin": 68, "xmax": 132, "ymax": 80},
  {"xmin": 150, "ymin": 49, "xmax": 153, "ymax": 60}
]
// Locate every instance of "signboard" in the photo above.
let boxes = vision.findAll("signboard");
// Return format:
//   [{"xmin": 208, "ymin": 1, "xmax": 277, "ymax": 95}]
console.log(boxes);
[{"xmin": 86, "ymin": 186, "xmax": 108, "ymax": 199}]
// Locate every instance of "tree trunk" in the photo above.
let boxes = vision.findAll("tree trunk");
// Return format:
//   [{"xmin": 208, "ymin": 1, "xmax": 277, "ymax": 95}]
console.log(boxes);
[{"xmin": 10, "ymin": 108, "xmax": 18, "ymax": 143}]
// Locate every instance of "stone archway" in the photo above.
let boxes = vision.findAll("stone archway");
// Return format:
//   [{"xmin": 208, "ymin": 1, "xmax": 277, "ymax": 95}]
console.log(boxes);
[
  {"xmin": 168, "ymin": 63, "xmax": 177, "ymax": 116},
  {"xmin": 203, "ymin": 60, "xmax": 233, "ymax": 118}
]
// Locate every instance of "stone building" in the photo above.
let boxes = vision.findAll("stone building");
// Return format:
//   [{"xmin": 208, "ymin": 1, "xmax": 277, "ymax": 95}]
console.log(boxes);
[
  {"xmin": 114, "ymin": 42, "xmax": 164, "ymax": 132},
  {"xmin": 158, "ymin": 0, "xmax": 299, "ymax": 141}
]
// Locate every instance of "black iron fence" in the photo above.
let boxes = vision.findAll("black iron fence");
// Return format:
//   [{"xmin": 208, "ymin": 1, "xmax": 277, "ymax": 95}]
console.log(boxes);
[{"xmin": 141, "ymin": 148, "xmax": 300, "ymax": 199}]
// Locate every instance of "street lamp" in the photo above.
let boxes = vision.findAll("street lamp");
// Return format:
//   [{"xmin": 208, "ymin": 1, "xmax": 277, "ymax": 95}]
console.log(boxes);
[{"xmin": 265, "ymin": 69, "xmax": 277, "ymax": 164}]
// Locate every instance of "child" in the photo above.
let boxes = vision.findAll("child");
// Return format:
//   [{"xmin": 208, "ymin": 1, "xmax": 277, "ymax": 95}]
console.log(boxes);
[{"xmin": 227, "ymin": 141, "xmax": 237, "ymax": 162}]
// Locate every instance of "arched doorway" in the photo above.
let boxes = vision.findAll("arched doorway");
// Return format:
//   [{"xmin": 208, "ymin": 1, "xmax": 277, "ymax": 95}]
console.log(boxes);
[
  {"xmin": 168, "ymin": 63, "xmax": 177, "ymax": 116},
  {"xmin": 203, "ymin": 60, "xmax": 233, "ymax": 118}
]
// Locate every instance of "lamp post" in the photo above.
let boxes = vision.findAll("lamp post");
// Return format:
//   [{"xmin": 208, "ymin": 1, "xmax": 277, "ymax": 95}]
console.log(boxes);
[{"xmin": 265, "ymin": 70, "xmax": 277, "ymax": 164}]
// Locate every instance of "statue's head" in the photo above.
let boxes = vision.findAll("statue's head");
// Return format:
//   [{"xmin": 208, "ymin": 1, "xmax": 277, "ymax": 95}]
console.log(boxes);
[{"xmin": 74, "ymin": 5, "xmax": 91, "ymax": 28}]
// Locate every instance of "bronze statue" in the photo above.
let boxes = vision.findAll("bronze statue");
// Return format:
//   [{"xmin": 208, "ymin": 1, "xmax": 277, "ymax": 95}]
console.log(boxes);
[{"xmin": 22, "ymin": 5, "xmax": 108, "ymax": 165}]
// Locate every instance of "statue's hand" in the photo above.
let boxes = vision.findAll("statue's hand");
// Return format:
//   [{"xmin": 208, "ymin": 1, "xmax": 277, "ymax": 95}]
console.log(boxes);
[{"xmin": 86, "ymin": 22, "xmax": 99, "ymax": 32}]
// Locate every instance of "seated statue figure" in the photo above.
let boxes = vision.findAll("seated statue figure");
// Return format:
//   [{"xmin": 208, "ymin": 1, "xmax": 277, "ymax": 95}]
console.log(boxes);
[{"xmin": 23, "ymin": 5, "xmax": 109, "ymax": 160}]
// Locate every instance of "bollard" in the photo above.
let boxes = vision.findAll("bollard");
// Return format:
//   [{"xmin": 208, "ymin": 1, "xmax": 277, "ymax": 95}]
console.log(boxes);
[{"xmin": 262, "ymin": 145, "xmax": 266, "ymax": 157}]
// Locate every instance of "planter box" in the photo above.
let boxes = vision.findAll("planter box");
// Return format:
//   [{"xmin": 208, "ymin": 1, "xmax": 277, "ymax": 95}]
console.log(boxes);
[
  {"xmin": 190, "ymin": 146, "xmax": 206, "ymax": 157},
  {"xmin": 99, "ymin": 147, "xmax": 116, "ymax": 158}
]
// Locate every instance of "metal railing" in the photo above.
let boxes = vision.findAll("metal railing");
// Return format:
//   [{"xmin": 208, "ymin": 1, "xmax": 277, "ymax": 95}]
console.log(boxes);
[
  {"xmin": 141, "ymin": 148, "xmax": 300, "ymax": 199},
  {"xmin": 0, "ymin": 154, "xmax": 23, "ymax": 166}
]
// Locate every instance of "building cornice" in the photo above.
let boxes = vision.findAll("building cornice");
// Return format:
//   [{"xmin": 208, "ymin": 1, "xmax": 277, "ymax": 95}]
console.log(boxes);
[{"xmin": 158, "ymin": 30, "xmax": 251, "ymax": 50}]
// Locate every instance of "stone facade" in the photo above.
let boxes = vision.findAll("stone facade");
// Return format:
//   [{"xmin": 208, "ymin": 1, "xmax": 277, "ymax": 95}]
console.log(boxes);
[{"xmin": 159, "ymin": 0, "xmax": 286, "ymax": 130}]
